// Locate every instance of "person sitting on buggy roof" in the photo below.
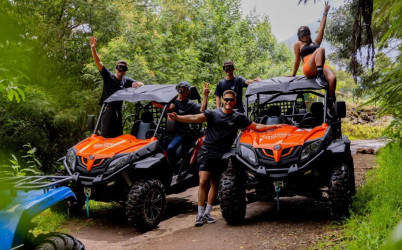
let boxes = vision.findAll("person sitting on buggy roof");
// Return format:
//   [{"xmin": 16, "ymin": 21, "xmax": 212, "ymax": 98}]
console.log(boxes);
[
  {"xmin": 288, "ymin": 2, "xmax": 336, "ymax": 105},
  {"xmin": 90, "ymin": 37, "xmax": 145, "ymax": 138},
  {"xmin": 153, "ymin": 81, "xmax": 210, "ymax": 165}
]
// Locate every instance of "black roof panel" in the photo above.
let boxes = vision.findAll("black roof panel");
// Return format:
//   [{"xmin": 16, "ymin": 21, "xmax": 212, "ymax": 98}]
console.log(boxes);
[
  {"xmin": 104, "ymin": 85, "xmax": 178, "ymax": 103},
  {"xmin": 245, "ymin": 75, "xmax": 325, "ymax": 97}
]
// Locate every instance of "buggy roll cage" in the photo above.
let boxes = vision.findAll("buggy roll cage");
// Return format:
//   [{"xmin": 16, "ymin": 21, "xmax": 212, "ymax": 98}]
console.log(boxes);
[
  {"xmin": 244, "ymin": 76, "xmax": 329, "ymax": 123},
  {"xmin": 93, "ymin": 85, "xmax": 202, "ymax": 138}
]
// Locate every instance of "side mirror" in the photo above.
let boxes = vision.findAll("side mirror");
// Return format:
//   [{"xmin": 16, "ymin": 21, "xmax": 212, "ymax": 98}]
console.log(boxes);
[
  {"xmin": 87, "ymin": 115, "xmax": 95, "ymax": 130},
  {"xmin": 334, "ymin": 101, "xmax": 346, "ymax": 118}
]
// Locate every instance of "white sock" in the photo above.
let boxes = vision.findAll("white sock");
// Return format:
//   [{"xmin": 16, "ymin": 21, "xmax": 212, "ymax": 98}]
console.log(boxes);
[
  {"xmin": 204, "ymin": 204, "xmax": 213, "ymax": 215},
  {"xmin": 198, "ymin": 206, "xmax": 204, "ymax": 216}
]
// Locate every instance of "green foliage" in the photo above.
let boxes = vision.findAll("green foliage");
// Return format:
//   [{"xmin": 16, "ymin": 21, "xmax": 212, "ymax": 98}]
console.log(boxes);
[
  {"xmin": 326, "ymin": 0, "xmax": 401, "ymax": 143},
  {"xmin": 0, "ymin": 144, "xmax": 42, "ymax": 177},
  {"xmin": 341, "ymin": 143, "xmax": 402, "ymax": 249},
  {"xmin": 0, "ymin": 0, "xmax": 293, "ymax": 172}
]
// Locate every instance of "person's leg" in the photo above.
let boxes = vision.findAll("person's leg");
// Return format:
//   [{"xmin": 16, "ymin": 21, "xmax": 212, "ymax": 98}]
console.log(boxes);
[
  {"xmin": 166, "ymin": 135, "xmax": 183, "ymax": 165},
  {"xmin": 305, "ymin": 47, "xmax": 326, "ymax": 76},
  {"xmin": 195, "ymin": 170, "xmax": 211, "ymax": 226},
  {"xmin": 324, "ymin": 67, "xmax": 337, "ymax": 98},
  {"xmin": 203, "ymin": 176, "xmax": 218, "ymax": 223}
]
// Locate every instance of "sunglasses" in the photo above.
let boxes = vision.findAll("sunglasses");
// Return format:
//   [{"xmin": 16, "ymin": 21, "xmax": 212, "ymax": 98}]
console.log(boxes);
[
  {"xmin": 116, "ymin": 65, "xmax": 128, "ymax": 72},
  {"xmin": 223, "ymin": 97, "xmax": 235, "ymax": 102},
  {"xmin": 223, "ymin": 65, "xmax": 234, "ymax": 71},
  {"xmin": 176, "ymin": 86, "xmax": 188, "ymax": 93},
  {"xmin": 298, "ymin": 30, "xmax": 310, "ymax": 37}
]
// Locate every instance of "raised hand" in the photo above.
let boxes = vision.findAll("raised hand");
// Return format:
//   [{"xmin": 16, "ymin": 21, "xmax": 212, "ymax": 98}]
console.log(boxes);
[
  {"xmin": 203, "ymin": 82, "xmax": 210, "ymax": 96},
  {"xmin": 324, "ymin": 1, "xmax": 330, "ymax": 15},
  {"xmin": 90, "ymin": 37, "xmax": 97, "ymax": 48}
]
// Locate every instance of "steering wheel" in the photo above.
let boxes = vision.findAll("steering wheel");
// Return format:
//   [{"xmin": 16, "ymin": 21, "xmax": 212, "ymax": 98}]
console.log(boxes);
[
  {"xmin": 145, "ymin": 129, "xmax": 161, "ymax": 139},
  {"xmin": 299, "ymin": 117, "xmax": 319, "ymax": 128}
]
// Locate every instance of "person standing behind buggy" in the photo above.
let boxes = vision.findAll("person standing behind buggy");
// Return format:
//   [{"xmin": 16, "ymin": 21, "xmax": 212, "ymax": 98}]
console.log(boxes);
[
  {"xmin": 214, "ymin": 60, "xmax": 261, "ymax": 113},
  {"xmin": 90, "ymin": 37, "xmax": 144, "ymax": 138},
  {"xmin": 153, "ymin": 81, "xmax": 210, "ymax": 165}
]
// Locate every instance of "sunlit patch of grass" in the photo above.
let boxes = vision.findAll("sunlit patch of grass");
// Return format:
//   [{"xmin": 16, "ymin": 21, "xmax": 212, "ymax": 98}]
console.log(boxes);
[
  {"xmin": 87, "ymin": 200, "xmax": 120, "ymax": 211},
  {"xmin": 342, "ymin": 122, "xmax": 386, "ymax": 140},
  {"xmin": 31, "ymin": 208, "xmax": 69, "ymax": 235}
]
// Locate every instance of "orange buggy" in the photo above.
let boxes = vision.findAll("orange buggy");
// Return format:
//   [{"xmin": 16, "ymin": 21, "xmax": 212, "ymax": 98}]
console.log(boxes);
[
  {"xmin": 58, "ymin": 85, "xmax": 204, "ymax": 230},
  {"xmin": 218, "ymin": 76, "xmax": 355, "ymax": 224}
]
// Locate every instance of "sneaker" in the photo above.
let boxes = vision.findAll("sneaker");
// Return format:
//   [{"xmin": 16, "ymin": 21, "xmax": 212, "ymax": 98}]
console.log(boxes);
[
  {"xmin": 315, "ymin": 74, "xmax": 328, "ymax": 88},
  {"xmin": 203, "ymin": 213, "xmax": 216, "ymax": 224},
  {"xmin": 194, "ymin": 215, "xmax": 206, "ymax": 227}
]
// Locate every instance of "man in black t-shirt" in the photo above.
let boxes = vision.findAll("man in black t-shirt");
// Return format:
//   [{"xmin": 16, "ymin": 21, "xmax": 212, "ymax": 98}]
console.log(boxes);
[
  {"xmin": 215, "ymin": 60, "xmax": 261, "ymax": 113},
  {"xmin": 153, "ymin": 81, "xmax": 209, "ymax": 165},
  {"xmin": 90, "ymin": 37, "xmax": 144, "ymax": 138},
  {"xmin": 168, "ymin": 90, "xmax": 282, "ymax": 227}
]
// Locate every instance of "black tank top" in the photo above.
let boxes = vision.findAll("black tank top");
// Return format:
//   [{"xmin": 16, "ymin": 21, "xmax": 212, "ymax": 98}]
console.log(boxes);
[{"xmin": 300, "ymin": 43, "xmax": 319, "ymax": 60}]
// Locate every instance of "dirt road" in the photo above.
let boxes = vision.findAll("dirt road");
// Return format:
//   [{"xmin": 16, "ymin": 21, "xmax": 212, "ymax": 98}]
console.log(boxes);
[{"xmin": 68, "ymin": 148, "xmax": 378, "ymax": 249}]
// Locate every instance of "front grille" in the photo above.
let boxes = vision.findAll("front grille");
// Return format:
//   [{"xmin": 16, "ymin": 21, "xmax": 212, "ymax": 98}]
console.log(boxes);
[{"xmin": 256, "ymin": 146, "xmax": 301, "ymax": 167}]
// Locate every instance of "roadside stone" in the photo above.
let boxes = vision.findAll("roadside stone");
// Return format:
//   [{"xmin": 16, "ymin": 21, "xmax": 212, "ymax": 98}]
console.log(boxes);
[{"xmin": 356, "ymin": 148, "xmax": 375, "ymax": 154}]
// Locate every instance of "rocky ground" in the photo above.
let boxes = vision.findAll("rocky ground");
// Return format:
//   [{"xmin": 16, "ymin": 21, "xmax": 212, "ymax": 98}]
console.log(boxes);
[{"xmin": 66, "ymin": 140, "xmax": 385, "ymax": 250}]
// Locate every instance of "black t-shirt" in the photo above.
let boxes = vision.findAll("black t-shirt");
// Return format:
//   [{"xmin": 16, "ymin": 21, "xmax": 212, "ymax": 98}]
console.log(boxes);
[
  {"xmin": 214, "ymin": 76, "xmax": 247, "ymax": 112},
  {"xmin": 172, "ymin": 99, "xmax": 201, "ymax": 135},
  {"xmin": 99, "ymin": 66, "xmax": 136, "ymax": 110},
  {"xmin": 203, "ymin": 109, "xmax": 252, "ymax": 151}
]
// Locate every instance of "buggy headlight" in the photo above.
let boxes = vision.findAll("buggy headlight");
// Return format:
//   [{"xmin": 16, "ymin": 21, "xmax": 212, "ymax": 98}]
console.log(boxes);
[
  {"xmin": 107, "ymin": 154, "xmax": 131, "ymax": 172},
  {"xmin": 240, "ymin": 145, "xmax": 257, "ymax": 165},
  {"xmin": 300, "ymin": 140, "xmax": 321, "ymax": 161},
  {"xmin": 67, "ymin": 149, "xmax": 76, "ymax": 171}
]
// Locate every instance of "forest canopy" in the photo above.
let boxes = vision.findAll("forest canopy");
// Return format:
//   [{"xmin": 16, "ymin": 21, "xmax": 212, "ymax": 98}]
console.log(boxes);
[{"xmin": 0, "ymin": 0, "xmax": 292, "ymax": 171}]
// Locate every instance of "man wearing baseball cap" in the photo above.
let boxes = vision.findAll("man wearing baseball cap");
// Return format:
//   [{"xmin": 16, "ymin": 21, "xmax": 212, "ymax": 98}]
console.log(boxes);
[
  {"xmin": 215, "ymin": 60, "xmax": 260, "ymax": 113},
  {"xmin": 153, "ymin": 81, "xmax": 210, "ymax": 165},
  {"xmin": 90, "ymin": 37, "xmax": 144, "ymax": 138}
]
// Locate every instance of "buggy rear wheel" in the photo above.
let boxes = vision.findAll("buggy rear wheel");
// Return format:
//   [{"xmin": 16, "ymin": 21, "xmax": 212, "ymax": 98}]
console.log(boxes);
[
  {"xmin": 126, "ymin": 179, "xmax": 166, "ymax": 230},
  {"xmin": 218, "ymin": 159, "xmax": 246, "ymax": 224}
]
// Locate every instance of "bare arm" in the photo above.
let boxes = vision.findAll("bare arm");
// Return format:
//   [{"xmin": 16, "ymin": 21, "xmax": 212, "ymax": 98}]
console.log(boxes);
[
  {"xmin": 152, "ymin": 101, "xmax": 174, "ymax": 110},
  {"xmin": 245, "ymin": 77, "xmax": 261, "ymax": 85},
  {"xmin": 200, "ymin": 83, "xmax": 210, "ymax": 112},
  {"xmin": 215, "ymin": 96, "xmax": 221, "ymax": 109},
  {"xmin": 90, "ymin": 37, "xmax": 103, "ymax": 71},
  {"xmin": 314, "ymin": 2, "xmax": 330, "ymax": 45},
  {"xmin": 289, "ymin": 42, "xmax": 302, "ymax": 76},
  {"xmin": 168, "ymin": 112, "xmax": 207, "ymax": 124},
  {"xmin": 247, "ymin": 122, "xmax": 283, "ymax": 132}
]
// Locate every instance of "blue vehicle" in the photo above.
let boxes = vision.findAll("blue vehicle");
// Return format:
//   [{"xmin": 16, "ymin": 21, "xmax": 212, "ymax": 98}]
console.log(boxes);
[{"xmin": 0, "ymin": 176, "xmax": 85, "ymax": 250}]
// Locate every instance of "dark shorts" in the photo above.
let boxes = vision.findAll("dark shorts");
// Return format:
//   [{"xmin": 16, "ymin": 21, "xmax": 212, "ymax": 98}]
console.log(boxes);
[{"xmin": 197, "ymin": 146, "xmax": 228, "ymax": 179}]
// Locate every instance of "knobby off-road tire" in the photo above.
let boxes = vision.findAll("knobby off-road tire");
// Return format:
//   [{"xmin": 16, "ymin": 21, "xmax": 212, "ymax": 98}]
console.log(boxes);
[
  {"xmin": 328, "ymin": 163, "xmax": 354, "ymax": 220},
  {"xmin": 50, "ymin": 170, "xmax": 85, "ymax": 216},
  {"xmin": 218, "ymin": 159, "xmax": 246, "ymax": 224},
  {"xmin": 126, "ymin": 179, "xmax": 167, "ymax": 231},
  {"xmin": 33, "ymin": 232, "xmax": 84, "ymax": 250}
]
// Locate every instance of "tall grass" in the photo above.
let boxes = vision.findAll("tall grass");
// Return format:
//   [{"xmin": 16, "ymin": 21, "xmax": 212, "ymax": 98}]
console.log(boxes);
[{"xmin": 342, "ymin": 143, "xmax": 402, "ymax": 249}]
